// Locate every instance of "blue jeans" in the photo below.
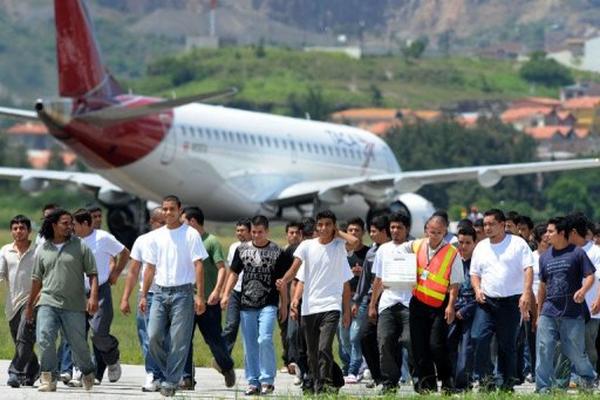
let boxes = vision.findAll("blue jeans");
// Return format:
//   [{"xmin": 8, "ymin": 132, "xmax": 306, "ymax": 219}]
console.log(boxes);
[
  {"xmin": 338, "ymin": 298, "xmax": 367, "ymax": 376},
  {"xmin": 147, "ymin": 284, "xmax": 195, "ymax": 390},
  {"xmin": 471, "ymin": 295, "xmax": 521, "ymax": 390},
  {"xmin": 37, "ymin": 305, "xmax": 95, "ymax": 379},
  {"xmin": 448, "ymin": 315, "xmax": 474, "ymax": 389},
  {"xmin": 536, "ymin": 315, "xmax": 596, "ymax": 392},
  {"xmin": 183, "ymin": 303, "xmax": 235, "ymax": 380},
  {"xmin": 136, "ymin": 292, "xmax": 163, "ymax": 380},
  {"xmin": 240, "ymin": 305, "xmax": 277, "ymax": 387}
]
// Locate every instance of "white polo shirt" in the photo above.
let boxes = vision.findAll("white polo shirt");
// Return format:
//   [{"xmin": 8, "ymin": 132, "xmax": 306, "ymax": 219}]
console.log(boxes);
[
  {"xmin": 583, "ymin": 241, "xmax": 600, "ymax": 319},
  {"xmin": 470, "ymin": 234, "xmax": 534, "ymax": 298},
  {"xmin": 83, "ymin": 229, "xmax": 125, "ymax": 287},
  {"xmin": 146, "ymin": 224, "xmax": 208, "ymax": 287}
]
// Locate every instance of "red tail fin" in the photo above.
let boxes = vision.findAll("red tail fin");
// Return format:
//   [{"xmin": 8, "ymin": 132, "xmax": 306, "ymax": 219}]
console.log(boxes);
[{"xmin": 55, "ymin": 0, "xmax": 122, "ymax": 98}]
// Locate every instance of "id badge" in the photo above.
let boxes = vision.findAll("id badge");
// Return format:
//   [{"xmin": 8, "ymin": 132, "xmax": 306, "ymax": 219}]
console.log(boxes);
[{"xmin": 420, "ymin": 270, "xmax": 429, "ymax": 280}]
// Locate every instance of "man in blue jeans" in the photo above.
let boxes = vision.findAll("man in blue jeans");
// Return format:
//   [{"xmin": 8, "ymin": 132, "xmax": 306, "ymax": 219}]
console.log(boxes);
[
  {"xmin": 119, "ymin": 207, "xmax": 165, "ymax": 392},
  {"xmin": 221, "ymin": 215, "xmax": 291, "ymax": 396},
  {"xmin": 26, "ymin": 209, "xmax": 98, "ymax": 392},
  {"xmin": 139, "ymin": 195, "xmax": 208, "ymax": 397},
  {"xmin": 470, "ymin": 209, "xmax": 534, "ymax": 391},
  {"xmin": 535, "ymin": 216, "xmax": 597, "ymax": 393}
]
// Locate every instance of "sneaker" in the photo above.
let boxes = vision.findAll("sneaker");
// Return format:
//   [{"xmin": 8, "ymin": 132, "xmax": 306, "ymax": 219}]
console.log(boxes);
[
  {"xmin": 363, "ymin": 368, "xmax": 371, "ymax": 381},
  {"xmin": 279, "ymin": 366, "xmax": 288, "ymax": 373},
  {"xmin": 260, "ymin": 384, "xmax": 275, "ymax": 395},
  {"xmin": 60, "ymin": 372, "xmax": 72, "ymax": 385},
  {"xmin": 345, "ymin": 374, "xmax": 358, "ymax": 384},
  {"xmin": 178, "ymin": 377, "xmax": 195, "ymax": 390},
  {"xmin": 223, "ymin": 368, "xmax": 236, "ymax": 388},
  {"xmin": 142, "ymin": 373, "xmax": 160, "ymax": 392},
  {"xmin": 244, "ymin": 385, "xmax": 260, "ymax": 396},
  {"xmin": 7, "ymin": 375, "xmax": 20, "ymax": 388},
  {"xmin": 293, "ymin": 364, "xmax": 302, "ymax": 385},
  {"xmin": 94, "ymin": 378, "xmax": 102, "ymax": 385},
  {"xmin": 107, "ymin": 361, "xmax": 122, "ymax": 383},
  {"xmin": 68, "ymin": 378, "xmax": 82, "ymax": 387},
  {"xmin": 525, "ymin": 373, "xmax": 535, "ymax": 383},
  {"xmin": 160, "ymin": 386, "xmax": 176, "ymax": 397},
  {"xmin": 82, "ymin": 372, "xmax": 95, "ymax": 391},
  {"xmin": 287, "ymin": 362, "xmax": 297, "ymax": 375}
]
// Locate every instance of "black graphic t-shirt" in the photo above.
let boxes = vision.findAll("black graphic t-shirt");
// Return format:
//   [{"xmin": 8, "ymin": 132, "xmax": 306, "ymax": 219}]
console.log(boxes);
[{"xmin": 230, "ymin": 241, "xmax": 292, "ymax": 309}]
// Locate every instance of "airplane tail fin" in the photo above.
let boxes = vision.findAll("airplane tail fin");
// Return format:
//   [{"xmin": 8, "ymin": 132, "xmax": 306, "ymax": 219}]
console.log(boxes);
[{"xmin": 54, "ymin": 0, "xmax": 123, "ymax": 98}]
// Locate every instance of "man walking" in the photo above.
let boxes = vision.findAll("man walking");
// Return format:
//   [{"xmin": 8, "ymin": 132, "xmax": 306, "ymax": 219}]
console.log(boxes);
[
  {"xmin": 535, "ymin": 216, "xmax": 597, "ymax": 392},
  {"xmin": 139, "ymin": 195, "xmax": 208, "ymax": 397},
  {"xmin": 0, "ymin": 215, "xmax": 39, "ymax": 388},
  {"xmin": 470, "ymin": 209, "xmax": 534, "ymax": 391},
  {"xmin": 27, "ymin": 209, "xmax": 98, "ymax": 392}
]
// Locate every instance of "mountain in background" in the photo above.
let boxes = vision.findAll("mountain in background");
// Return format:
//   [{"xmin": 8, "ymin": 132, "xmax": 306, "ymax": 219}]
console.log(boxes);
[{"xmin": 0, "ymin": 0, "xmax": 598, "ymax": 103}]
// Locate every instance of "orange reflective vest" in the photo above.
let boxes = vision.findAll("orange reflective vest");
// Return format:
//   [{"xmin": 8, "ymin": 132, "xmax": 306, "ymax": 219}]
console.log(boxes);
[{"xmin": 412, "ymin": 239, "xmax": 458, "ymax": 308}]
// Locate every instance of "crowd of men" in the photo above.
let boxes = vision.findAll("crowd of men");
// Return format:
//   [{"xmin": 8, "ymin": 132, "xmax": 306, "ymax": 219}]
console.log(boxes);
[{"xmin": 2, "ymin": 194, "xmax": 600, "ymax": 396}]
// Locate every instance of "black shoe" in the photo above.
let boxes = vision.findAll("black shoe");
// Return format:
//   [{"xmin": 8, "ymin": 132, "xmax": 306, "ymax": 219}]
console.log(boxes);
[
  {"xmin": 7, "ymin": 375, "xmax": 20, "ymax": 388},
  {"xmin": 160, "ymin": 386, "xmax": 176, "ymax": 397},
  {"xmin": 260, "ymin": 384, "xmax": 275, "ymax": 395},
  {"xmin": 178, "ymin": 377, "xmax": 195, "ymax": 390},
  {"xmin": 223, "ymin": 368, "xmax": 236, "ymax": 388}
]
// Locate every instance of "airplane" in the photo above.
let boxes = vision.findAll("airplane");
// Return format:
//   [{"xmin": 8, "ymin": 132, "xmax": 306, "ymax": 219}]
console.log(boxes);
[{"xmin": 0, "ymin": 0, "xmax": 599, "ymax": 247}]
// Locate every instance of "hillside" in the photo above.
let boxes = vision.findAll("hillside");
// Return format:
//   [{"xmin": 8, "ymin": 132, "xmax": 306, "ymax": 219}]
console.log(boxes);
[{"xmin": 131, "ymin": 47, "xmax": 600, "ymax": 113}]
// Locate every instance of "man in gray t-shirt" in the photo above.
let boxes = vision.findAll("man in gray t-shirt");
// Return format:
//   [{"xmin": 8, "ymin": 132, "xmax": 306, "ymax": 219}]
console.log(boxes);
[{"xmin": 26, "ymin": 209, "xmax": 98, "ymax": 392}]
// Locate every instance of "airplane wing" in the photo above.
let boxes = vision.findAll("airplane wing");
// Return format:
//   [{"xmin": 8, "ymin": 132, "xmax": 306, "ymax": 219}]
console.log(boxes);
[
  {"xmin": 266, "ymin": 158, "xmax": 600, "ymax": 206},
  {"xmin": 0, "ymin": 106, "xmax": 38, "ymax": 120},
  {"xmin": 0, "ymin": 167, "xmax": 122, "ymax": 192}
]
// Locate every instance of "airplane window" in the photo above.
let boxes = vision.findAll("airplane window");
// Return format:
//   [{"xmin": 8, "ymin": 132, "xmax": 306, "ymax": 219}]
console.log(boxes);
[
  {"xmin": 350, "ymin": 149, "xmax": 355, "ymax": 159},
  {"xmin": 258, "ymin": 136, "xmax": 264, "ymax": 146},
  {"xmin": 236, "ymin": 132, "xmax": 242, "ymax": 142},
  {"xmin": 266, "ymin": 137, "xmax": 271, "ymax": 147},
  {"xmin": 290, "ymin": 141, "xmax": 295, "ymax": 150},
  {"xmin": 281, "ymin": 140, "xmax": 287, "ymax": 149},
  {"xmin": 190, "ymin": 129, "xmax": 195, "ymax": 138},
  {"xmin": 298, "ymin": 142, "xmax": 304, "ymax": 152},
  {"xmin": 250, "ymin": 135, "xmax": 256, "ymax": 145},
  {"xmin": 335, "ymin": 148, "xmax": 341, "ymax": 157},
  {"xmin": 342, "ymin": 148, "xmax": 348, "ymax": 158},
  {"xmin": 314, "ymin": 144, "xmax": 319, "ymax": 154},
  {"xmin": 181, "ymin": 126, "xmax": 187, "ymax": 136},
  {"xmin": 197, "ymin": 128, "xmax": 204, "ymax": 138},
  {"xmin": 228, "ymin": 132, "xmax": 234, "ymax": 142},
  {"xmin": 321, "ymin": 144, "xmax": 327, "ymax": 154},
  {"xmin": 274, "ymin": 138, "xmax": 279, "ymax": 148},
  {"xmin": 306, "ymin": 143, "xmax": 312, "ymax": 153},
  {"xmin": 207, "ymin": 129, "xmax": 212, "ymax": 140},
  {"xmin": 243, "ymin": 134, "xmax": 249, "ymax": 145}
]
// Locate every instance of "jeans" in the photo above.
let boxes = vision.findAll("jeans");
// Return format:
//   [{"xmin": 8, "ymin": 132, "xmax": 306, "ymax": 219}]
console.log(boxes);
[
  {"xmin": 338, "ymin": 298, "xmax": 367, "ymax": 376},
  {"xmin": 303, "ymin": 311, "xmax": 345, "ymax": 393},
  {"xmin": 536, "ymin": 315, "xmax": 596, "ymax": 392},
  {"xmin": 240, "ymin": 305, "xmax": 277, "ymax": 387},
  {"xmin": 409, "ymin": 297, "xmax": 452, "ymax": 392},
  {"xmin": 36, "ymin": 305, "xmax": 95, "ymax": 379},
  {"xmin": 222, "ymin": 290, "xmax": 241, "ymax": 355},
  {"xmin": 183, "ymin": 303, "xmax": 235, "ymax": 380},
  {"xmin": 8, "ymin": 305, "xmax": 40, "ymax": 384},
  {"xmin": 286, "ymin": 300, "xmax": 308, "ymax": 377},
  {"xmin": 448, "ymin": 313, "xmax": 474, "ymax": 389},
  {"xmin": 471, "ymin": 295, "xmax": 521, "ymax": 390},
  {"xmin": 585, "ymin": 319, "xmax": 600, "ymax": 368},
  {"xmin": 377, "ymin": 302, "xmax": 411, "ymax": 388},
  {"xmin": 516, "ymin": 320, "xmax": 536, "ymax": 382},
  {"xmin": 147, "ymin": 284, "xmax": 195, "ymax": 390},
  {"xmin": 136, "ymin": 292, "xmax": 163, "ymax": 379},
  {"xmin": 58, "ymin": 336, "xmax": 73, "ymax": 375}
]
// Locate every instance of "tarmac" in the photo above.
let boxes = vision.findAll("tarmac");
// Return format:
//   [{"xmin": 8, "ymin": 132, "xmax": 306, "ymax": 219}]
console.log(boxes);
[{"xmin": 0, "ymin": 359, "xmax": 540, "ymax": 399}]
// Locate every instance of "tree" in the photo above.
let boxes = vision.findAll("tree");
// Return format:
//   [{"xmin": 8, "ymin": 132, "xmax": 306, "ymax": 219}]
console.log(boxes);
[
  {"xmin": 401, "ymin": 37, "xmax": 429, "ymax": 60},
  {"xmin": 369, "ymin": 84, "xmax": 383, "ymax": 106},
  {"xmin": 520, "ymin": 52, "xmax": 574, "ymax": 87},
  {"xmin": 286, "ymin": 85, "xmax": 332, "ymax": 121}
]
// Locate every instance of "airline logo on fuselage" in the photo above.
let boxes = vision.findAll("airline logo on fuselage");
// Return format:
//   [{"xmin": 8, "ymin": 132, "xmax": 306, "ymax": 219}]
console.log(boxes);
[{"xmin": 326, "ymin": 130, "xmax": 375, "ymax": 173}]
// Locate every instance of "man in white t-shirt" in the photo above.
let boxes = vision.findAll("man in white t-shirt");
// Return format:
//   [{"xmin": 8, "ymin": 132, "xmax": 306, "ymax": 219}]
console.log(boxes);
[
  {"xmin": 470, "ymin": 209, "xmax": 534, "ymax": 392},
  {"xmin": 368, "ymin": 212, "xmax": 412, "ymax": 393},
  {"xmin": 139, "ymin": 195, "xmax": 208, "ymax": 397},
  {"xmin": 72, "ymin": 209, "xmax": 130, "ymax": 384},
  {"xmin": 222, "ymin": 218, "xmax": 251, "ymax": 355},
  {"xmin": 288, "ymin": 210, "xmax": 358, "ymax": 394},
  {"xmin": 119, "ymin": 207, "xmax": 165, "ymax": 392}
]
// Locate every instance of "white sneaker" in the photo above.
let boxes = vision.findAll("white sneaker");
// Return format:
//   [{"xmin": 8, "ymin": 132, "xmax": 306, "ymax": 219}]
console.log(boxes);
[
  {"xmin": 59, "ymin": 372, "xmax": 72, "ymax": 385},
  {"xmin": 142, "ymin": 373, "xmax": 160, "ymax": 392},
  {"xmin": 107, "ymin": 361, "xmax": 122, "ymax": 383},
  {"xmin": 345, "ymin": 374, "xmax": 358, "ymax": 384},
  {"xmin": 363, "ymin": 369, "xmax": 371, "ymax": 381}
]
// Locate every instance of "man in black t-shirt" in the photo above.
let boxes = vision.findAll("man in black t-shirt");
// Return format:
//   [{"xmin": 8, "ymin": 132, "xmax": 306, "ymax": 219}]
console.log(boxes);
[{"xmin": 220, "ymin": 215, "xmax": 290, "ymax": 396}]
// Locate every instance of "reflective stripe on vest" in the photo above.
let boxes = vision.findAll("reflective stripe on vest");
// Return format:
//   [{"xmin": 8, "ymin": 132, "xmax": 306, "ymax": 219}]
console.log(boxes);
[{"xmin": 412, "ymin": 239, "xmax": 457, "ymax": 307}]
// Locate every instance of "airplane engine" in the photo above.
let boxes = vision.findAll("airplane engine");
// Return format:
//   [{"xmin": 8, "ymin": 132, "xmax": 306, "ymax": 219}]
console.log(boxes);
[
  {"xmin": 20, "ymin": 176, "xmax": 50, "ymax": 192},
  {"xmin": 367, "ymin": 193, "xmax": 435, "ymax": 238},
  {"xmin": 98, "ymin": 194, "xmax": 147, "ymax": 249}
]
